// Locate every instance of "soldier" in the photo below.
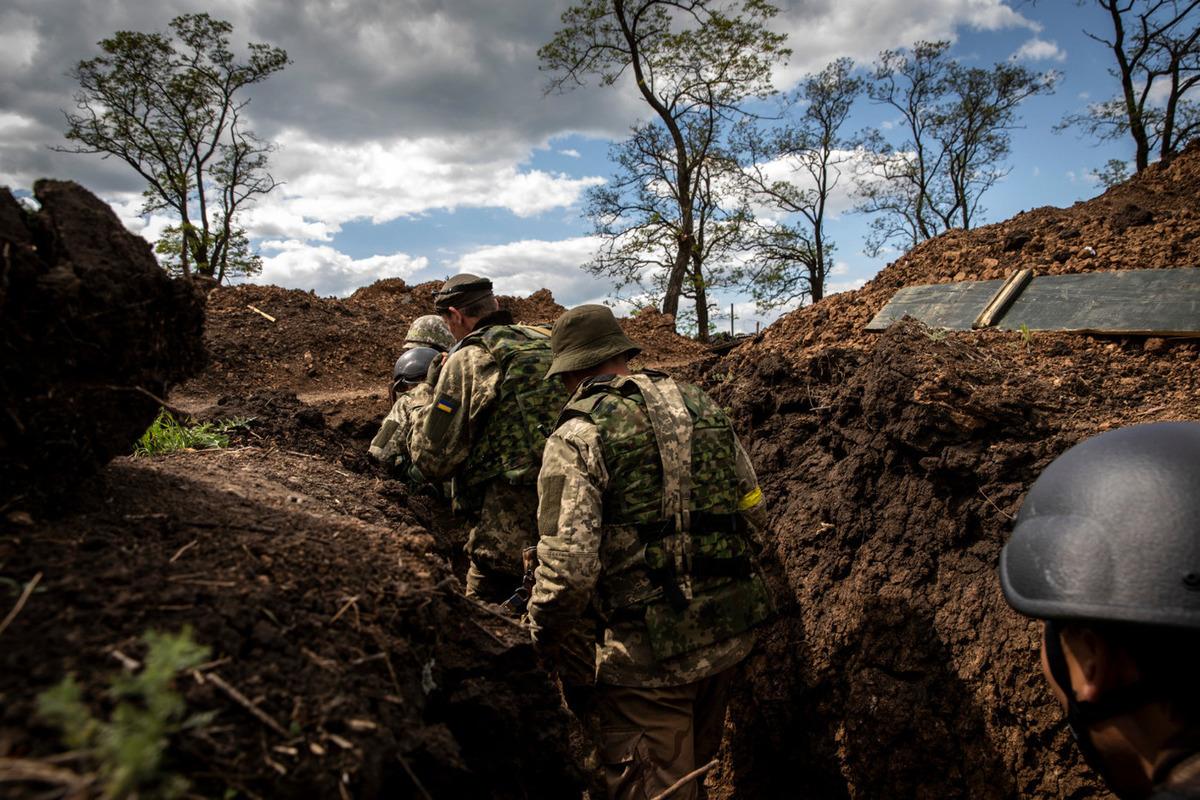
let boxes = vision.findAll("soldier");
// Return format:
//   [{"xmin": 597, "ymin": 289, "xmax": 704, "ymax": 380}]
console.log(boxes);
[
  {"xmin": 367, "ymin": 315, "xmax": 454, "ymax": 469},
  {"xmin": 408, "ymin": 274, "xmax": 568, "ymax": 602},
  {"xmin": 528, "ymin": 304, "xmax": 772, "ymax": 800},
  {"xmin": 367, "ymin": 347, "xmax": 440, "ymax": 470},
  {"xmin": 1000, "ymin": 422, "xmax": 1200, "ymax": 800},
  {"xmin": 402, "ymin": 314, "xmax": 455, "ymax": 355}
]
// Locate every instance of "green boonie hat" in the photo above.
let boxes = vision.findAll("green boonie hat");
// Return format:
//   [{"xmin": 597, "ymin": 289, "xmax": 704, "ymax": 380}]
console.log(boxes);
[
  {"xmin": 546, "ymin": 304, "xmax": 641, "ymax": 377},
  {"xmin": 434, "ymin": 273, "xmax": 493, "ymax": 312},
  {"xmin": 403, "ymin": 314, "xmax": 454, "ymax": 352}
]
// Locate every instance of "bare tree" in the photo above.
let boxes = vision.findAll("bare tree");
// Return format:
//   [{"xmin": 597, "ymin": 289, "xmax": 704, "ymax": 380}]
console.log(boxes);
[
  {"xmin": 736, "ymin": 57, "xmax": 863, "ymax": 306},
  {"xmin": 855, "ymin": 41, "xmax": 1054, "ymax": 255},
  {"xmin": 57, "ymin": 13, "xmax": 288, "ymax": 283},
  {"xmin": 1059, "ymin": 0, "xmax": 1200, "ymax": 177},
  {"xmin": 540, "ymin": 0, "xmax": 788, "ymax": 328}
]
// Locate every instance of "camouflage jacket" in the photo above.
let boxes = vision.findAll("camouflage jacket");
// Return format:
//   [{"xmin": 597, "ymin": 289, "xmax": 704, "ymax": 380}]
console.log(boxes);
[
  {"xmin": 368, "ymin": 383, "xmax": 433, "ymax": 468},
  {"xmin": 528, "ymin": 372, "xmax": 769, "ymax": 688},
  {"xmin": 409, "ymin": 313, "xmax": 566, "ymax": 512}
]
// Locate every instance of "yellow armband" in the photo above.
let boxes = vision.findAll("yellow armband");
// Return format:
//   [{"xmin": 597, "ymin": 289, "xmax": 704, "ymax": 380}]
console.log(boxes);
[{"xmin": 738, "ymin": 486, "xmax": 763, "ymax": 511}]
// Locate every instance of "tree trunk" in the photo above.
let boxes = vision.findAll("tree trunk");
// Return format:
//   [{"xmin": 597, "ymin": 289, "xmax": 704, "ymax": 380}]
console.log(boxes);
[
  {"xmin": 692, "ymin": 265, "xmax": 710, "ymax": 343},
  {"xmin": 811, "ymin": 235, "xmax": 825, "ymax": 303}
]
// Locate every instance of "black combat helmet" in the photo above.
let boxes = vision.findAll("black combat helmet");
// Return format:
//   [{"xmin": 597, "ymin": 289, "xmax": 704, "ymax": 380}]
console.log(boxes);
[
  {"xmin": 392, "ymin": 347, "xmax": 440, "ymax": 395},
  {"xmin": 1001, "ymin": 421, "xmax": 1200, "ymax": 629}
]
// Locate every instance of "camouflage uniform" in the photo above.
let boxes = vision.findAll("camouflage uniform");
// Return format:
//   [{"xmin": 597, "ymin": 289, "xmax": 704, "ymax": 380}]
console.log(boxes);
[
  {"xmin": 530, "ymin": 370, "xmax": 770, "ymax": 800},
  {"xmin": 409, "ymin": 310, "xmax": 568, "ymax": 601},
  {"xmin": 368, "ymin": 383, "xmax": 433, "ymax": 469}
]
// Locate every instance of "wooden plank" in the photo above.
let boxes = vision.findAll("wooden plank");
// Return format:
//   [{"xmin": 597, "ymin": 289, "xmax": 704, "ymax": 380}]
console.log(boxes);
[
  {"xmin": 865, "ymin": 280, "xmax": 1005, "ymax": 331},
  {"xmin": 973, "ymin": 269, "xmax": 1033, "ymax": 329},
  {"xmin": 997, "ymin": 268, "xmax": 1200, "ymax": 335}
]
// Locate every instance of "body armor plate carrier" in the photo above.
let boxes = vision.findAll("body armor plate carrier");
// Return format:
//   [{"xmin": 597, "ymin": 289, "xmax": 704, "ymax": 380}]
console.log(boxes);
[
  {"xmin": 561, "ymin": 372, "xmax": 773, "ymax": 661},
  {"xmin": 455, "ymin": 324, "xmax": 568, "ymax": 512}
]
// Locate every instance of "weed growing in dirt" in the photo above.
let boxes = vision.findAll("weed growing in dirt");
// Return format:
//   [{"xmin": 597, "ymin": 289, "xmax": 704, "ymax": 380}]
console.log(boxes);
[
  {"xmin": 1018, "ymin": 323, "xmax": 1034, "ymax": 348},
  {"xmin": 134, "ymin": 409, "xmax": 251, "ymax": 456},
  {"xmin": 37, "ymin": 627, "xmax": 214, "ymax": 799}
]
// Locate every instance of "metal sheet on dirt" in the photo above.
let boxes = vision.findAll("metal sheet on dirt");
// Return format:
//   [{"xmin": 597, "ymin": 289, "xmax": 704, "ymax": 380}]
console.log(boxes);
[{"xmin": 866, "ymin": 268, "xmax": 1200, "ymax": 335}]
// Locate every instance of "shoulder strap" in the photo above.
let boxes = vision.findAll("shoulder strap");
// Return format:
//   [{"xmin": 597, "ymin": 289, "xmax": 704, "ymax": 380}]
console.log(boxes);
[{"xmin": 626, "ymin": 373, "xmax": 695, "ymax": 602}]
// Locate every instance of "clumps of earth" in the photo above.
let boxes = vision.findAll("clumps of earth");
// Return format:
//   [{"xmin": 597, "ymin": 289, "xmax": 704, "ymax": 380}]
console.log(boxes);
[{"xmin": 2, "ymin": 145, "xmax": 1199, "ymax": 797}]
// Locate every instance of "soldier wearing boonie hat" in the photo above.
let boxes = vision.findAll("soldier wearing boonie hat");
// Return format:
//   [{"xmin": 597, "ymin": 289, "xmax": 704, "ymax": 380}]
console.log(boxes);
[
  {"xmin": 528, "ymin": 304, "xmax": 774, "ymax": 800},
  {"xmin": 408, "ymin": 274, "xmax": 568, "ymax": 603}
]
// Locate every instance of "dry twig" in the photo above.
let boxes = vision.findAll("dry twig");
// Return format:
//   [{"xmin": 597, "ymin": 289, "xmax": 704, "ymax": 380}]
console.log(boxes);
[
  {"xmin": 110, "ymin": 649, "xmax": 142, "ymax": 671},
  {"xmin": 397, "ymin": 754, "xmax": 433, "ymax": 800},
  {"xmin": 200, "ymin": 671, "xmax": 289, "ymax": 738},
  {"xmin": 0, "ymin": 756, "xmax": 92, "ymax": 790},
  {"xmin": 247, "ymin": 304, "xmax": 277, "ymax": 323},
  {"xmin": 104, "ymin": 384, "xmax": 192, "ymax": 420},
  {"xmin": 0, "ymin": 571, "xmax": 42, "ymax": 639},
  {"xmin": 169, "ymin": 539, "xmax": 199, "ymax": 563},
  {"xmin": 649, "ymin": 759, "xmax": 719, "ymax": 800},
  {"xmin": 977, "ymin": 486, "xmax": 1014, "ymax": 521},
  {"xmin": 330, "ymin": 596, "xmax": 360, "ymax": 626}
]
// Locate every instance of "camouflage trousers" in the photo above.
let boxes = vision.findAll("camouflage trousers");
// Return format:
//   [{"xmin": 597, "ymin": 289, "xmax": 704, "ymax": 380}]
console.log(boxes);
[
  {"xmin": 593, "ymin": 667, "xmax": 736, "ymax": 800},
  {"xmin": 463, "ymin": 480, "xmax": 539, "ymax": 603}
]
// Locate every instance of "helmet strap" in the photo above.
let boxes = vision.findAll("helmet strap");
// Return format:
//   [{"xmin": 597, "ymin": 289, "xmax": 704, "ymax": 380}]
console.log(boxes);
[{"xmin": 1044, "ymin": 621, "xmax": 1160, "ymax": 799}]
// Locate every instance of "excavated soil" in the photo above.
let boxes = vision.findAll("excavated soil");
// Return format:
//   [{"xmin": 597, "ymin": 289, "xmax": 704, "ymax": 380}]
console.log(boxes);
[
  {"xmin": 701, "ymin": 145, "xmax": 1200, "ymax": 799},
  {"xmin": 5, "ymin": 145, "xmax": 1200, "ymax": 799},
  {"xmin": 0, "ymin": 449, "xmax": 581, "ymax": 798},
  {"xmin": 0, "ymin": 181, "xmax": 205, "ymax": 505}
]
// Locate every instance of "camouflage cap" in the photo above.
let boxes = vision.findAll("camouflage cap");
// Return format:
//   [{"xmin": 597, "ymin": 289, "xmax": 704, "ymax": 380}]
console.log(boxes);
[
  {"xmin": 546, "ymin": 304, "xmax": 641, "ymax": 377},
  {"xmin": 433, "ymin": 273, "xmax": 493, "ymax": 312},
  {"xmin": 403, "ymin": 314, "xmax": 454, "ymax": 352}
]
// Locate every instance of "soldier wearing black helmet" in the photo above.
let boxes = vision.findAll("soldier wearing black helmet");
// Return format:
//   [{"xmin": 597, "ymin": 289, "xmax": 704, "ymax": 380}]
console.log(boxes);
[
  {"xmin": 368, "ymin": 346, "xmax": 442, "ymax": 470},
  {"xmin": 407, "ymin": 274, "xmax": 568, "ymax": 602},
  {"xmin": 1001, "ymin": 422, "xmax": 1200, "ymax": 800},
  {"xmin": 368, "ymin": 316, "xmax": 453, "ymax": 470}
]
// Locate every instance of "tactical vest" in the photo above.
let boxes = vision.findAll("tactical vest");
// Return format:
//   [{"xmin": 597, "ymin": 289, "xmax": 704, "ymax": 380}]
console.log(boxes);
[
  {"xmin": 456, "ymin": 324, "xmax": 568, "ymax": 505},
  {"xmin": 560, "ymin": 372, "xmax": 772, "ymax": 661}
]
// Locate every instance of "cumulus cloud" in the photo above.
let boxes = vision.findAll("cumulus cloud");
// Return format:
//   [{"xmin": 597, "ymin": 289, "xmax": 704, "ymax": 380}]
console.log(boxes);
[
  {"xmin": 449, "ymin": 237, "xmax": 613, "ymax": 306},
  {"xmin": 558, "ymin": 148, "xmax": 582, "ymax": 158},
  {"xmin": 238, "ymin": 129, "xmax": 606, "ymax": 239},
  {"xmin": 771, "ymin": 0, "xmax": 1039, "ymax": 83},
  {"xmin": 1011, "ymin": 37, "xmax": 1066, "ymax": 62},
  {"xmin": 253, "ymin": 240, "xmax": 428, "ymax": 297}
]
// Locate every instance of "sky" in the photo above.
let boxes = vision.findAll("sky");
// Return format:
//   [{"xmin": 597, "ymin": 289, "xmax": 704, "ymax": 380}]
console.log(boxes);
[{"xmin": 0, "ymin": 0, "xmax": 1144, "ymax": 333}]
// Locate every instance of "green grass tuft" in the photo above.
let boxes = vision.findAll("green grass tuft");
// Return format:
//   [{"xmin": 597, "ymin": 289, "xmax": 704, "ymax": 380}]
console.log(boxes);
[
  {"xmin": 134, "ymin": 409, "xmax": 251, "ymax": 457},
  {"xmin": 37, "ymin": 627, "xmax": 214, "ymax": 799}
]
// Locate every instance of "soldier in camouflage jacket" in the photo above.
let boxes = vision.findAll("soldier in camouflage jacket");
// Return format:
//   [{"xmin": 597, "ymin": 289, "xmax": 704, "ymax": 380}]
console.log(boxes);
[
  {"xmin": 408, "ymin": 274, "xmax": 567, "ymax": 602},
  {"xmin": 367, "ymin": 316, "xmax": 453, "ymax": 471},
  {"xmin": 529, "ymin": 304, "xmax": 772, "ymax": 800}
]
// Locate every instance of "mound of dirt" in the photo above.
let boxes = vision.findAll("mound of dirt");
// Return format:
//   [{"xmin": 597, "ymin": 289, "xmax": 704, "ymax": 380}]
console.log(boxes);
[
  {"xmin": 0, "ymin": 181, "xmax": 206, "ymax": 505},
  {"xmin": 498, "ymin": 288, "xmax": 565, "ymax": 325},
  {"xmin": 702, "ymin": 147, "xmax": 1200, "ymax": 798},
  {"xmin": 737, "ymin": 141, "xmax": 1200, "ymax": 367},
  {"xmin": 624, "ymin": 307, "xmax": 712, "ymax": 370},
  {"xmin": 180, "ymin": 281, "xmax": 574, "ymax": 401},
  {"xmin": 0, "ymin": 449, "xmax": 583, "ymax": 798}
]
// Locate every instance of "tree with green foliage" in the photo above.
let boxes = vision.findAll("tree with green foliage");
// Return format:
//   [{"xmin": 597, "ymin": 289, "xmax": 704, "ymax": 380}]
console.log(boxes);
[
  {"xmin": 735, "ymin": 57, "xmax": 863, "ymax": 307},
  {"xmin": 585, "ymin": 117, "xmax": 751, "ymax": 342},
  {"xmin": 541, "ymin": 0, "xmax": 788, "ymax": 330},
  {"xmin": 57, "ymin": 13, "xmax": 288, "ymax": 283},
  {"xmin": 855, "ymin": 41, "xmax": 1055, "ymax": 255},
  {"xmin": 1059, "ymin": 0, "xmax": 1200, "ymax": 182}
]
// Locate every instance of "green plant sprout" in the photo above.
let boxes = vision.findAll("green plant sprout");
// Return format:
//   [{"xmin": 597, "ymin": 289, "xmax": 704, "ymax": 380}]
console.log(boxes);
[
  {"xmin": 134, "ymin": 409, "xmax": 252, "ymax": 456},
  {"xmin": 37, "ymin": 627, "xmax": 214, "ymax": 799}
]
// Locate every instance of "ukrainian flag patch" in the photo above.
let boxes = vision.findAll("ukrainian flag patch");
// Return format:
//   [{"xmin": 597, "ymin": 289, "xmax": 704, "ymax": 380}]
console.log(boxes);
[{"xmin": 425, "ymin": 393, "xmax": 459, "ymax": 444}]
